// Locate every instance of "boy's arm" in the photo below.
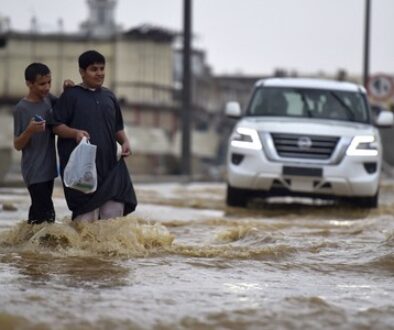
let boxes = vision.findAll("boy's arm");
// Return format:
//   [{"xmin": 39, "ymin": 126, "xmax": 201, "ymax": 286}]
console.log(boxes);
[
  {"xmin": 115, "ymin": 130, "xmax": 131, "ymax": 157},
  {"xmin": 14, "ymin": 119, "xmax": 46, "ymax": 151},
  {"xmin": 53, "ymin": 124, "xmax": 90, "ymax": 142}
]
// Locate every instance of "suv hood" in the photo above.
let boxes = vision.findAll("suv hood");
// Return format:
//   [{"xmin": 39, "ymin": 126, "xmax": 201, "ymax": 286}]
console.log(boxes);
[{"xmin": 239, "ymin": 117, "xmax": 377, "ymax": 137}]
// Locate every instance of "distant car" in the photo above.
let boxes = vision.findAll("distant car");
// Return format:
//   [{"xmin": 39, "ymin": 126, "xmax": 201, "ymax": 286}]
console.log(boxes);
[{"xmin": 225, "ymin": 77, "xmax": 394, "ymax": 208}]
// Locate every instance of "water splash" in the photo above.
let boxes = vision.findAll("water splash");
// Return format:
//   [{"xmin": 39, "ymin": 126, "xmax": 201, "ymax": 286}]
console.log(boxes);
[{"xmin": 0, "ymin": 217, "xmax": 175, "ymax": 257}]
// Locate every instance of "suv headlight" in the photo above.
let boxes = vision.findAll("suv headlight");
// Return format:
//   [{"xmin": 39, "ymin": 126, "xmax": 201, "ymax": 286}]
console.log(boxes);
[
  {"xmin": 230, "ymin": 127, "xmax": 262, "ymax": 150},
  {"xmin": 346, "ymin": 135, "xmax": 379, "ymax": 156}
]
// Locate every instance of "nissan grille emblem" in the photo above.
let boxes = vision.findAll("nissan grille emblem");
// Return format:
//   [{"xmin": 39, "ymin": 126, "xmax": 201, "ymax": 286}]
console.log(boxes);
[{"xmin": 297, "ymin": 136, "xmax": 312, "ymax": 150}]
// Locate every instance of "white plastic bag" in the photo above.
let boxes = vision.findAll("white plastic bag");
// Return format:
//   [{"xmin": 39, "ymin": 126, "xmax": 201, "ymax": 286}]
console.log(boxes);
[{"xmin": 63, "ymin": 137, "xmax": 97, "ymax": 194}]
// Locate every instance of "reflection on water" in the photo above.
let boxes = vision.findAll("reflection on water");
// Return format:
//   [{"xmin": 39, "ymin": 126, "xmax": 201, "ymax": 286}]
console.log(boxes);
[
  {"xmin": 0, "ymin": 253, "xmax": 131, "ymax": 288},
  {"xmin": 0, "ymin": 183, "xmax": 394, "ymax": 329}
]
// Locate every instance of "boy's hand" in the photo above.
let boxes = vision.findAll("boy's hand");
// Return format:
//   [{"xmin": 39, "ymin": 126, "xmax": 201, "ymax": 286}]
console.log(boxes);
[
  {"xmin": 120, "ymin": 141, "xmax": 132, "ymax": 157},
  {"xmin": 63, "ymin": 79, "xmax": 75, "ymax": 89},
  {"xmin": 74, "ymin": 129, "xmax": 90, "ymax": 142},
  {"xmin": 28, "ymin": 118, "xmax": 46, "ymax": 133}
]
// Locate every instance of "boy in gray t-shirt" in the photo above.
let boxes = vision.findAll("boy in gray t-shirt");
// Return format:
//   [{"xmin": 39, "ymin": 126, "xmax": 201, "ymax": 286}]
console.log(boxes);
[{"xmin": 13, "ymin": 63, "xmax": 58, "ymax": 224}]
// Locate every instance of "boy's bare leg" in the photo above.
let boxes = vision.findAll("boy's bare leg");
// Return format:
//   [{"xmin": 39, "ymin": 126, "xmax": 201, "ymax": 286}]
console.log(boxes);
[
  {"xmin": 99, "ymin": 200, "xmax": 124, "ymax": 220},
  {"xmin": 74, "ymin": 209, "xmax": 99, "ymax": 222}
]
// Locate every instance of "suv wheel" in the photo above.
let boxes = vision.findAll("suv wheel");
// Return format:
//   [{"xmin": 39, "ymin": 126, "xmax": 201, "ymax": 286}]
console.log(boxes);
[
  {"xmin": 349, "ymin": 192, "xmax": 379, "ymax": 208},
  {"xmin": 226, "ymin": 184, "xmax": 249, "ymax": 207}
]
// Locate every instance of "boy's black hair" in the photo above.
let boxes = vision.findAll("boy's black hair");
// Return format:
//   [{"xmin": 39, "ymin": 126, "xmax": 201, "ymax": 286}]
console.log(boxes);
[
  {"xmin": 24, "ymin": 63, "xmax": 50, "ymax": 82},
  {"xmin": 78, "ymin": 50, "xmax": 106, "ymax": 70}
]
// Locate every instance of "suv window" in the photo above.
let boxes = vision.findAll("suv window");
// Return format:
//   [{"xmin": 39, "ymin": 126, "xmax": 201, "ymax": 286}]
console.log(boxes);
[{"xmin": 247, "ymin": 87, "xmax": 370, "ymax": 123}]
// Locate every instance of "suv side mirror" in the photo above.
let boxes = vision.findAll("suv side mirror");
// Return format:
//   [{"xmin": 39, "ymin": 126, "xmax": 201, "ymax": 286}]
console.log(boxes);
[
  {"xmin": 376, "ymin": 110, "xmax": 394, "ymax": 128},
  {"xmin": 225, "ymin": 102, "xmax": 242, "ymax": 118}
]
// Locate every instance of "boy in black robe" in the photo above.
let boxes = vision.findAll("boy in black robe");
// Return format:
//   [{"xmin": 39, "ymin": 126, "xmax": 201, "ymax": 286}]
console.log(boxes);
[{"xmin": 53, "ymin": 50, "xmax": 137, "ymax": 221}]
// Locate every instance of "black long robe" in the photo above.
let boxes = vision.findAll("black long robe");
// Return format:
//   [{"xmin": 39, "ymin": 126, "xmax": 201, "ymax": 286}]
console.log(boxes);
[{"xmin": 53, "ymin": 85, "xmax": 137, "ymax": 219}]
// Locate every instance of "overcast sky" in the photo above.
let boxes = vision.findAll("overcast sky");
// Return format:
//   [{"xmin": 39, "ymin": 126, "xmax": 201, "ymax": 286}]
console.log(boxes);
[{"xmin": 1, "ymin": 0, "xmax": 393, "ymax": 76}]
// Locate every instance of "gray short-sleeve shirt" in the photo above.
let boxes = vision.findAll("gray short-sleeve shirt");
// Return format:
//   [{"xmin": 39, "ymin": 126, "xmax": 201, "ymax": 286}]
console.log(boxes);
[{"xmin": 13, "ymin": 96, "xmax": 58, "ymax": 186}]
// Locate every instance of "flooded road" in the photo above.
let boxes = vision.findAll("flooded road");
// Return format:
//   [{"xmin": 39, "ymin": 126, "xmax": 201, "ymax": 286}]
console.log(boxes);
[{"xmin": 1, "ymin": 182, "xmax": 394, "ymax": 330}]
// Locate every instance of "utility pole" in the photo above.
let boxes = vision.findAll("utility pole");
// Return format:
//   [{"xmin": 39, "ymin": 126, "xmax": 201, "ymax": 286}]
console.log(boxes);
[
  {"xmin": 181, "ymin": 0, "xmax": 192, "ymax": 177},
  {"xmin": 363, "ymin": 0, "xmax": 371, "ymax": 88}
]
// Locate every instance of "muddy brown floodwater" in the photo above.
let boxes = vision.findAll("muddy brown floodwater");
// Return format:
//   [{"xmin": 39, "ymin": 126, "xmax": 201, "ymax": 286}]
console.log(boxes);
[{"xmin": 0, "ymin": 182, "xmax": 394, "ymax": 329}]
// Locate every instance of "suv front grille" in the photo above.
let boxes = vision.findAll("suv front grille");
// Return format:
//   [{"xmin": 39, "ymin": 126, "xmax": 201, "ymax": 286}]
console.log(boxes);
[{"xmin": 271, "ymin": 133, "xmax": 339, "ymax": 160}]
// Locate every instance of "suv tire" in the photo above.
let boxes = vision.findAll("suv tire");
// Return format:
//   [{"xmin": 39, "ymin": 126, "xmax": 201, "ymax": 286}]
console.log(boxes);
[
  {"xmin": 226, "ymin": 184, "xmax": 249, "ymax": 207},
  {"xmin": 349, "ymin": 192, "xmax": 379, "ymax": 208}
]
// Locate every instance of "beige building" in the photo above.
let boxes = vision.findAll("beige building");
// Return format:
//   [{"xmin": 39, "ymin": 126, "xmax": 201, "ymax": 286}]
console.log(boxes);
[
  {"xmin": 0, "ymin": 0, "xmax": 226, "ymax": 180},
  {"xmin": 0, "ymin": 22, "xmax": 226, "ymax": 179},
  {"xmin": 0, "ymin": 26, "xmax": 175, "ymax": 104},
  {"xmin": 0, "ymin": 25, "xmax": 184, "ymax": 175}
]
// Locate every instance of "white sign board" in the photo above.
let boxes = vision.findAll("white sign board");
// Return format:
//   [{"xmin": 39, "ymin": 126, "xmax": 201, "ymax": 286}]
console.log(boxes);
[{"xmin": 367, "ymin": 75, "xmax": 394, "ymax": 102}]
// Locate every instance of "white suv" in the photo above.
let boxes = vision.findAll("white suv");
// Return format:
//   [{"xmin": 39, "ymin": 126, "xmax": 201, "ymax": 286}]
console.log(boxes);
[{"xmin": 225, "ymin": 78, "xmax": 393, "ymax": 208}]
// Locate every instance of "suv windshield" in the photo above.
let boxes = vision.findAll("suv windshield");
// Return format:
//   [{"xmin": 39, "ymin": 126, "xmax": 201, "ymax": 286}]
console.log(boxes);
[{"xmin": 247, "ymin": 87, "xmax": 370, "ymax": 123}]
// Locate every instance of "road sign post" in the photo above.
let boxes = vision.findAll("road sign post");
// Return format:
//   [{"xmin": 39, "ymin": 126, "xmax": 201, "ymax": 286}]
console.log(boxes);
[{"xmin": 367, "ymin": 74, "xmax": 394, "ymax": 103}]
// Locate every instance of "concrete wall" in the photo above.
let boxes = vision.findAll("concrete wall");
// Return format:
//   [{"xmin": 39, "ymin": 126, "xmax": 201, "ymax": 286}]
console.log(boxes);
[
  {"xmin": 114, "ymin": 39, "xmax": 174, "ymax": 104},
  {"xmin": 0, "ymin": 34, "xmax": 173, "ymax": 100}
]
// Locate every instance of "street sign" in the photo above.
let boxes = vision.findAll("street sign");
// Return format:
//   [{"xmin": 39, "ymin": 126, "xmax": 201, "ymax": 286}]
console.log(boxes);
[{"xmin": 367, "ymin": 74, "xmax": 394, "ymax": 102}]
